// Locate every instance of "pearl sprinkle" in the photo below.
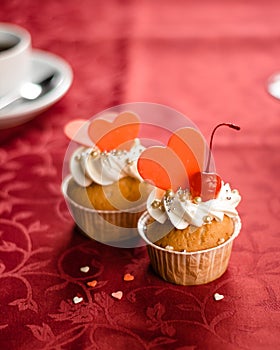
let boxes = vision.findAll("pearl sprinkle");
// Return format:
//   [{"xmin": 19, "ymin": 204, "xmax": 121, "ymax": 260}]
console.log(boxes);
[
  {"xmin": 203, "ymin": 215, "xmax": 212, "ymax": 223},
  {"xmin": 193, "ymin": 196, "xmax": 202, "ymax": 204},
  {"xmin": 151, "ymin": 199, "xmax": 162, "ymax": 209}
]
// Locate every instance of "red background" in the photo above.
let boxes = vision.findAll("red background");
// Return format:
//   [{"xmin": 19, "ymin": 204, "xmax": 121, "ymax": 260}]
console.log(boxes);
[{"xmin": 0, "ymin": 0, "xmax": 280, "ymax": 349}]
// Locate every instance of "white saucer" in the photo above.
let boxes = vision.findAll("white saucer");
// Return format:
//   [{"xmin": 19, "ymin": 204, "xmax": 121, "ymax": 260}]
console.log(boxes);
[{"xmin": 0, "ymin": 49, "xmax": 73, "ymax": 129}]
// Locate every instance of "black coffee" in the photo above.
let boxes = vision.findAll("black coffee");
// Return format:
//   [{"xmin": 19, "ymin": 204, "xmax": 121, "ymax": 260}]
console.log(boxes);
[
  {"xmin": 0, "ymin": 33, "xmax": 20, "ymax": 53},
  {"xmin": 0, "ymin": 43, "xmax": 16, "ymax": 52}
]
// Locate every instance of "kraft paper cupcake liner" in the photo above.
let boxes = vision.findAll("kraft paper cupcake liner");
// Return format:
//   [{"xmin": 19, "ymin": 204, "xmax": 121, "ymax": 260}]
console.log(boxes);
[
  {"xmin": 138, "ymin": 211, "xmax": 242, "ymax": 285},
  {"xmin": 62, "ymin": 175, "xmax": 146, "ymax": 246}
]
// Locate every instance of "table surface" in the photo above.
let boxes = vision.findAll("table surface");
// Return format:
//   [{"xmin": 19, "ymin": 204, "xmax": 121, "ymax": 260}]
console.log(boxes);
[{"xmin": 0, "ymin": 1, "xmax": 280, "ymax": 349}]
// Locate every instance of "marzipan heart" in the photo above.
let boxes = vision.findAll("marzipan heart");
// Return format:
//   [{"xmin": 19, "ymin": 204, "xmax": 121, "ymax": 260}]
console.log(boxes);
[
  {"xmin": 64, "ymin": 119, "xmax": 92, "ymax": 146},
  {"xmin": 64, "ymin": 112, "xmax": 140, "ymax": 151},
  {"xmin": 88, "ymin": 112, "xmax": 140, "ymax": 151},
  {"xmin": 137, "ymin": 127, "xmax": 205, "ymax": 191}
]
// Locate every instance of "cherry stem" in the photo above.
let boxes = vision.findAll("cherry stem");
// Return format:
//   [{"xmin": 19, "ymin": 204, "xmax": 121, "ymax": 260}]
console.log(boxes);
[{"xmin": 205, "ymin": 123, "xmax": 240, "ymax": 172}]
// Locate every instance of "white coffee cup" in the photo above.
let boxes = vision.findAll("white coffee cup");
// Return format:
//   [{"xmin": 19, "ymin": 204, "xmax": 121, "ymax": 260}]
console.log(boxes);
[{"xmin": 0, "ymin": 23, "xmax": 31, "ymax": 97}]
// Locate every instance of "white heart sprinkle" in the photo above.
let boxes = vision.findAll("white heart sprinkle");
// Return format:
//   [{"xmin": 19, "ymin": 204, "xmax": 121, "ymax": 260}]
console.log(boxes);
[
  {"xmin": 214, "ymin": 293, "xmax": 224, "ymax": 301},
  {"xmin": 80, "ymin": 266, "xmax": 90, "ymax": 273},
  {"xmin": 73, "ymin": 296, "xmax": 83, "ymax": 304},
  {"xmin": 111, "ymin": 291, "xmax": 123, "ymax": 300}
]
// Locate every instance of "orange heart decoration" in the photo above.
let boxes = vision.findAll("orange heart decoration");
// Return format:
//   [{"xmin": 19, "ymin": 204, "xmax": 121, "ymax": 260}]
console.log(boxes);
[
  {"xmin": 88, "ymin": 112, "xmax": 140, "ymax": 151},
  {"xmin": 64, "ymin": 119, "xmax": 93, "ymax": 146},
  {"xmin": 123, "ymin": 273, "xmax": 135, "ymax": 281},
  {"xmin": 138, "ymin": 127, "xmax": 205, "ymax": 191},
  {"xmin": 87, "ymin": 280, "xmax": 97, "ymax": 288}
]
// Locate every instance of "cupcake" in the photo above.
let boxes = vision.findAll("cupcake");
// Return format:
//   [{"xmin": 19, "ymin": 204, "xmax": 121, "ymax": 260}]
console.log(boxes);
[
  {"xmin": 62, "ymin": 112, "xmax": 152, "ymax": 246},
  {"xmin": 137, "ymin": 123, "xmax": 241, "ymax": 285}
]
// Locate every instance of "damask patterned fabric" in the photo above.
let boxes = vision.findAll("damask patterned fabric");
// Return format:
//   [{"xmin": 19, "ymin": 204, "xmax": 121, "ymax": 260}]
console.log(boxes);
[{"xmin": 0, "ymin": 0, "xmax": 280, "ymax": 349}]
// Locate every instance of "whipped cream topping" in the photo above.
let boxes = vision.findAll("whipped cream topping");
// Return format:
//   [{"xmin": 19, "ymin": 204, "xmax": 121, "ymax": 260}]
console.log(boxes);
[
  {"xmin": 147, "ymin": 182, "xmax": 241, "ymax": 229},
  {"xmin": 70, "ymin": 139, "xmax": 145, "ymax": 187}
]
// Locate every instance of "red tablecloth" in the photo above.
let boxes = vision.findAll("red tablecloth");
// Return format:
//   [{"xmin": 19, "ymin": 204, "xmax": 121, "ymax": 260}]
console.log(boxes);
[{"xmin": 0, "ymin": 0, "xmax": 280, "ymax": 349}]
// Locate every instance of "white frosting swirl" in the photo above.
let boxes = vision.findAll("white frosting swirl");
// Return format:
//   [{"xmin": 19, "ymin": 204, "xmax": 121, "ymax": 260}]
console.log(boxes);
[
  {"xmin": 147, "ymin": 182, "xmax": 241, "ymax": 229},
  {"xmin": 70, "ymin": 139, "xmax": 145, "ymax": 187}
]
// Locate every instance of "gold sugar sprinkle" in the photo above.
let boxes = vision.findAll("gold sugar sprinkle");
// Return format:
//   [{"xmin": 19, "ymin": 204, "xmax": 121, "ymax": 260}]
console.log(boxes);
[
  {"xmin": 203, "ymin": 215, "xmax": 212, "ymax": 223},
  {"xmin": 194, "ymin": 196, "xmax": 202, "ymax": 204},
  {"xmin": 151, "ymin": 199, "xmax": 162, "ymax": 209},
  {"xmin": 126, "ymin": 159, "xmax": 134, "ymax": 165},
  {"xmin": 165, "ymin": 189, "xmax": 175, "ymax": 198}
]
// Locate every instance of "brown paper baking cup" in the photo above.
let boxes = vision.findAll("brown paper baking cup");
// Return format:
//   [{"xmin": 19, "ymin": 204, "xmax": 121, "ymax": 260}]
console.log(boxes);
[
  {"xmin": 138, "ymin": 211, "xmax": 241, "ymax": 285},
  {"xmin": 62, "ymin": 176, "xmax": 146, "ymax": 246}
]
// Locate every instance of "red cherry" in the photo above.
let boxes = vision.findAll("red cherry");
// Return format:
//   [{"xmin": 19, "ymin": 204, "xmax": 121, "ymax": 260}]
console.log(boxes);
[
  {"xmin": 190, "ymin": 171, "xmax": 222, "ymax": 201},
  {"xmin": 190, "ymin": 123, "xmax": 240, "ymax": 201}
]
